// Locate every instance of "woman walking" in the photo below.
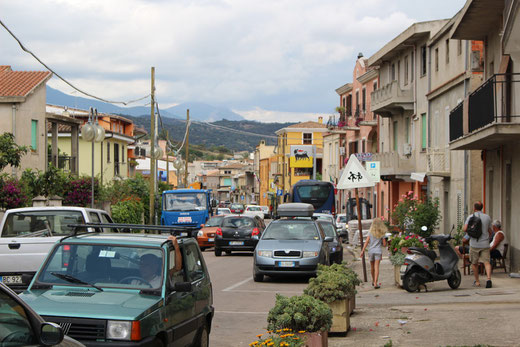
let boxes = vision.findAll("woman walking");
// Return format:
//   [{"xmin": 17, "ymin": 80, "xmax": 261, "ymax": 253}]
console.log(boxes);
[{"xmin": 360, "ymin": 218, "xmax": 388, "ymax": 289}]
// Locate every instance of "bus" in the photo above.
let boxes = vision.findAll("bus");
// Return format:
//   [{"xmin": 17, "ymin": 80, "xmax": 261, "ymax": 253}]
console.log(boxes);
[{"xmin": 290, "ymin": 180, "xmax": 335, "ymax": 215}]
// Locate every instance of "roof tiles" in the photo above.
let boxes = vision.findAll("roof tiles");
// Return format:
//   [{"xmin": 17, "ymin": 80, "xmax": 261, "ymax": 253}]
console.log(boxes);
[{"xmin": 0, "ymin": 65, "xmax": 52, "ymax": 98}]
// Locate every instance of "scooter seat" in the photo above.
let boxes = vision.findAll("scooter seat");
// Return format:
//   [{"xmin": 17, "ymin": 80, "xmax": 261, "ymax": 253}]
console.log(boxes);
[{"xmin": 409, "ymin": 247, "xmax": 437, "ymax": 261}]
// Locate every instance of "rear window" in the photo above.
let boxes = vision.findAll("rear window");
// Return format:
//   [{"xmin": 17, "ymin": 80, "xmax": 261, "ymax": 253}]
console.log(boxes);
[
  {"xmin": 262, "ymin": 221, "xmax": 319, "ymax": 240},
  {"xmin": 337, "ymin": 215, "xmax": 347, "ymax": 223},
  {"xmin": 222, "ymin": 217, "xmax": 254, "ymax": 228},
  {"xmin": 230, "ymin": 204, "xmax": 244, "ymax": 209},
  {"xmin": 1, "ymin": 210, "xmax": 85, "ymax": 237},
  {"xmin": 247, "ymin": 206, "xmax": 261, "ymax": 211},
  {"xmin": 206, "ymin": 216, "xmax": 224, "ymax": 227},
  {"xmin": 295, "ymin": 185, "xmax": 331, "ymax": 209}
]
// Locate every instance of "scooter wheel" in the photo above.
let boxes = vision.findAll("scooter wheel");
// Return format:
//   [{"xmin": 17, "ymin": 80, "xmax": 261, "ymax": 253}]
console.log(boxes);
[
  {"xmin": 402, "ymin": 269, "xmax": 420, "ymax": 292},
  {"xmin": 448, "ymin": 269, "xmax": 461, "ymax": 289}
]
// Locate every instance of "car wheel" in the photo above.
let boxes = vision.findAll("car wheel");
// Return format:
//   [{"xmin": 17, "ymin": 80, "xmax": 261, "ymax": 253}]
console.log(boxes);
[
  {"xmin": 200, "ymin": 247, "xmax": 207, "ymax": 252},
  {"xmin": 215, "ymin": 248, "xmax": 222, "ymax": 257},
  {"xmin": 225, "ymin": 250, "xmax": 232, "ymax": 255},
  {"xmin": 253, "ymin": 273, "xmax": 264, "ymax": 282},
  {"xmin": 195, "ymin": 322, "xmax": 210, "ymax": 347}
]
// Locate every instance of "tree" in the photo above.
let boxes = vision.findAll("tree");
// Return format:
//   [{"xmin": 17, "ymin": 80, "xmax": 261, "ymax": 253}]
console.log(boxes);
[{"xmin": 0, "ymin": 133, "xmax": 28, "ymax": 171}]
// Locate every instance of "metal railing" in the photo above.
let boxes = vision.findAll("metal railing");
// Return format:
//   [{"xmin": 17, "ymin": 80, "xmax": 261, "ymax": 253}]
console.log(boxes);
[
  {"xmin": 449, "ymin": 102, "xmax": 463, "ymax": 142},
  {"xmin": 426, "ymin": 148, "xmax": 450, "ymax": 174},
  {"xmin": 48, "ymin": 155, "xmax": 76, "ymax": 172}
]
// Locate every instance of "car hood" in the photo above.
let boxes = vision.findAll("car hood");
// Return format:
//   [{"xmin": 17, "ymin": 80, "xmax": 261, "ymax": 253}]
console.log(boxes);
[
  {"xmin": 20, "ymin": 289, "xmax": 162, "ymax": 321},
  {"xmin": 201, "ymin": 226, "xmax": 219, "ymax": 233},
  {"xmin": 257, "ymin": 239, "xmax": 322, "ymax": 251}
]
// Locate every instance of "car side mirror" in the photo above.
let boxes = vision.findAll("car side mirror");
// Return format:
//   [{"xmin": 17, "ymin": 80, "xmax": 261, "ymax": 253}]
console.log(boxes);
[
  {"xmin": 173, "ymin": 281, "xmax": 193, "ymax": 292},
  {"xmin": 324, "ymin": 236, "xmax": 334, "ymax": 242},
  {"xmin": 40, "ymin": 322, "xmax": 64, "ymax": 346}
]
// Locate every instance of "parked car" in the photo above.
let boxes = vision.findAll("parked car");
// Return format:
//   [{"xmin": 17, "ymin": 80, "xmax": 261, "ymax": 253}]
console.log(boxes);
[
  {"xmin": 214, "ymin": 215, "xmax": 265, "ymax": 256},
  {"xmin": 216, "ymin": 208, "xmax": 232, "ymax": 215},
  {"xmin": 317, "ymin": 220, "xmax": 343, "ymax": 264},
  {"xmin": 253, "ymin": 203, "xmax": 332, "ymax": 282},
  {"xmin": 313, "ymin": 212, "xmax": 335, "ymax": 226},
  {"xmin": 0, "ymin": 282, "xmax": 85, "ymax": 347},
  {"xmin": 229, "ymin": 203, "xmax": 245, "ymax": 214},
  {"xmin": 335, "ymin": 213, "xmax": 348, "ymax": 242},
  {"xmin": 0, "ymin": 207, "xmax": 114, "ymax": 292},
  {"xmin": 197, "ymin": 215, "xmax": 225, "ymax": 250},
  {"xmin": 243, "ymin": 205, "xmax": 265, "ymax": 219},
  {"xmin": 260, "ymin": 206, "xmax": 271, "ymax": 219},
  {"xmin": 20, "ymin": 229, "xmax": 214, "ymax": 347}
]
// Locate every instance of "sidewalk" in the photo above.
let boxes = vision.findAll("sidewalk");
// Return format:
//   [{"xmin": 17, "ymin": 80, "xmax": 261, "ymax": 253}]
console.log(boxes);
[{"xmin": 328, "ymin": 245, "xmax": 520, "ymax": 347}]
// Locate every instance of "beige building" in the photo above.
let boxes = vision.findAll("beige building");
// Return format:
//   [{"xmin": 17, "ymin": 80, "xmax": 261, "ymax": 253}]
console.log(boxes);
[
  {"xmin": 254, "ymin": 140, "xmax": 275, "ymax": 205},
  {"xmin": 450, "ymin": 0, "xmax": 520, "ymax": 271}
]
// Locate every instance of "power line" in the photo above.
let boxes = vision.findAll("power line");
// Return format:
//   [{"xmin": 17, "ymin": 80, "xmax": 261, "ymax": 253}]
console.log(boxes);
[{"xmin": 0, "ymin": 18, "xmax": 150, "ymax": 106}]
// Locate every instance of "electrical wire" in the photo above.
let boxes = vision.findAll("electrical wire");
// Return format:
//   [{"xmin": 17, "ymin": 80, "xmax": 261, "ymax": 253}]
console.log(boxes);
[{"xmin": 0, "ymin": 18, "xmax": 150, "ymax": 106}]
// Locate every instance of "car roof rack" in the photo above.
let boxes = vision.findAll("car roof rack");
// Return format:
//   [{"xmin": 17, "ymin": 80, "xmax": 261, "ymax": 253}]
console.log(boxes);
[{"xmin": 60, "ymin": 223, "xmax": 198, "ymax": 242}]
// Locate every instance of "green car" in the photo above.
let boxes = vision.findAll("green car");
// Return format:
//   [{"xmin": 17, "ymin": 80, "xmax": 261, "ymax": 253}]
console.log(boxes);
[{"xmin": 19, "ymin": 231, "xmax": 213, "ymax": 347}]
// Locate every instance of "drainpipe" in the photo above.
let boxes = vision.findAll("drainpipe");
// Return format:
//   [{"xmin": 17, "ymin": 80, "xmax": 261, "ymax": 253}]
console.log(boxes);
[
  {"xmin": 11, "ymin": 104, "xmax": 17, "ymax": 176},
  {"xmin": 426, "ymin": 45, "xmax": 432, "ymax": 197},
  {"xmin": 463, "ymin": 40, "xmax": 469, "ymax": 218}
]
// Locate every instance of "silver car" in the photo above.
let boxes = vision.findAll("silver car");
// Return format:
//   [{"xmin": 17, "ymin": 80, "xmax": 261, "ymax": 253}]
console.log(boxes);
[{"xmin": 253, "ymin": 209, "xmax": 332, "ymax": 282}]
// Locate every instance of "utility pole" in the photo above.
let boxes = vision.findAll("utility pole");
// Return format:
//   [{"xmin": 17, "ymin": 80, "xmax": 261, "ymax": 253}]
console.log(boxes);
[
  {"xmin": 149, "ymin": 67, "xmax": 156, "ymax": 225},
  {"xmin": 184, "ymin": 109, "xmax": 189, "ymax": 187},
  {"xmin": 166, "ymin": 130, "xmax": 170, "ymax": 187}
]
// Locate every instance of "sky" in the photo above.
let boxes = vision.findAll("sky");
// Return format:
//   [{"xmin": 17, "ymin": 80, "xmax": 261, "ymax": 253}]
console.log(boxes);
[{"xmin": 1, "ymin": 0, "xmax": 466, "ymax": 122}]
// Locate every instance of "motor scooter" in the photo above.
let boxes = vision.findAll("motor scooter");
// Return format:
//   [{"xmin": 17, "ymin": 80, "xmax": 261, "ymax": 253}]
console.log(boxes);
[{"xmin": 400, "ymin": 226, "xmax": 461, "ymax": 292}]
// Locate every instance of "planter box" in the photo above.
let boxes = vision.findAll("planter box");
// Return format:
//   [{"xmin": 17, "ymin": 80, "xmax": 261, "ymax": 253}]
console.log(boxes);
[
  {"xmin": 299, "ymin": 331, "xmax": 328, "ymax": 347},
  {"xmin": 348, "ymin": 295, "xmax": 355, "ymax": 315},
  {"xmin": 328, "ymin": 299, "xmax": 350, "ymax": 333},
  {"xmin": 394, "ymin": 265, "xmax": 403, "ymax": 288}
]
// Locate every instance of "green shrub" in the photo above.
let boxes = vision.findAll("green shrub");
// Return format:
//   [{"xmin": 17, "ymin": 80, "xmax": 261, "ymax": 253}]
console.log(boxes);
[
  {"xmin": 391, "ymin": 191, "xmax": 441, "ymax": 237},
  {"xmin": 111, "ymin": 198, "xmax": 144, "ymax": 224},
  {"xmin": 389, "ymin": 252, "xmax": 406, "ymax": 266},
  {"xmin": 304, "ymin": 263, "xmax": 360, "ymax": 302},
  {"xmin": 267, "ymin": 294, "xmax": 332, "ymax": 333}
]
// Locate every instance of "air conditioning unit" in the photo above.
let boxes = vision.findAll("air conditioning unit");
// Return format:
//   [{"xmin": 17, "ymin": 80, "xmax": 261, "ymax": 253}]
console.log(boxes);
[{"xmin": 403, "ymin": 143, "xmax": 412, "ymax": 156}]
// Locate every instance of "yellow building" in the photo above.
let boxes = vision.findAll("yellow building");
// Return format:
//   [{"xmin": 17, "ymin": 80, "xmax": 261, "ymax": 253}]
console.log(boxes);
[{"xmin": 274, "ymin": 118, "xmax": 327, "ymax": 198}]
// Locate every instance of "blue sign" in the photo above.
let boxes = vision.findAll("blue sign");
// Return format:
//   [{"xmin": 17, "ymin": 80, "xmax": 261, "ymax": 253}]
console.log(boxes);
[{"xmin": 277, "ymin": 189, "xmax": 283, "ymax": 196}]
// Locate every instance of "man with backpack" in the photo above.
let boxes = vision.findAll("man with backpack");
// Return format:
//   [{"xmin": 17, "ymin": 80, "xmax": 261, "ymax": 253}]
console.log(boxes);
[{"xmin": 463, "ymin": 201, "xmax": 493, "ymax": 288}]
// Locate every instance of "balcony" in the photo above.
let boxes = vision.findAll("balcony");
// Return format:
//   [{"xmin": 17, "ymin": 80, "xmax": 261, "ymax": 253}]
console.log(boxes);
[
  {"xmin": 426, "ymin": 148, "xmax": 450, "ymax": 176},
  {"xmin": 371, "ymin": 80, "xmax": 414, "ymax": 117},
  {"xmin": 372, "ymin": 151, "xmax": 415, "ymax": 176},
  {"xmin": 450, "ymin": 73, "xmax": 520, "ymax": 150},
  {"xmin": 48, "ymin": 155, "xmax": 76, "ymax": 173}
]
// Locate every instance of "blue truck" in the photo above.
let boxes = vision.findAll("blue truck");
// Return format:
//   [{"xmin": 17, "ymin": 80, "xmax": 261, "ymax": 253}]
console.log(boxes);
[{"xmin": 161, "ymin": 189, "xmax": 214, "ymax": 234}]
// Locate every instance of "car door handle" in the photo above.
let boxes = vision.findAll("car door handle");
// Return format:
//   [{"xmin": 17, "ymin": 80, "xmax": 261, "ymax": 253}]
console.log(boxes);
[{"xmin": 8, "ymin": 243, "xmax": 20, "ymax": 250}]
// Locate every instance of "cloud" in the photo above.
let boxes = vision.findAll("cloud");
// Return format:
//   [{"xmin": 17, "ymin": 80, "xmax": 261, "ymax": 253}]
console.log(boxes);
[
  {"xmin": 1, "ymin": 0, "xmax": 466, "ymax": 116},
  {"xmin": 234, "ymin": 107, "xmax": 329, "ymax": 124}
]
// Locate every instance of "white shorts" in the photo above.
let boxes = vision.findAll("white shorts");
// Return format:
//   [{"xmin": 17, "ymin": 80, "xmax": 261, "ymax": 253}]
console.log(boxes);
[{"xmin": 368, "ymin": 252, "xmax": 382, "ymax": 261}]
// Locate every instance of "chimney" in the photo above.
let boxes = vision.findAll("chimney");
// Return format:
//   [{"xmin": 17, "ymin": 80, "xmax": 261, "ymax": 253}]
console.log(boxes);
[
  {"xmin": 318, "ymin": 116, "xmax": 323, "ymax": 124},
  {"xmin": 358, "ymin": 52, "xmax": 364, "ymax": 59}
]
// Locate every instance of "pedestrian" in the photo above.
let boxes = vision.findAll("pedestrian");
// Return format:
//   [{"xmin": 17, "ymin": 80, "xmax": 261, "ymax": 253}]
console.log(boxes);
[
  {"xmin": 490, "ymin": 220, "xmax": 507, "ymax": 262},
  {"xmin": 463, "ymin": 201, "xmax": 493, "ymax": 288},
  {"xmin": 360, "ymin": 217, "xmax": 388, "ymax": 289}
]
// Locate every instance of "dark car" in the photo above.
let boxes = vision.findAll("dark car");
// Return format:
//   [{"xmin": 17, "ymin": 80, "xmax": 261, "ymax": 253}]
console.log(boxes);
[
  {"xmin": 229, "ymin": 203, "xmax": 245, "ymax": 214},
  {"xmin": 214, "ymin": 215, "xmax": 265, "ymax": 256},
  {"xmin": 317, "ymin": 220, "xmax": 343, "ymax": 264},
  {"xmin": 0, "ymin": 282, "xmax": 84, "ymax": 347}
]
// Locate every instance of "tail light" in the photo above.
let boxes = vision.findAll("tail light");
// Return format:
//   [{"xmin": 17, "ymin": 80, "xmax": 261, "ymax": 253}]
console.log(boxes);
[
  {"xmin": 251, "ymin": 228, "xmax": 260, "ymax": 236},
  {"xmin": 216, "ymin": 228, "xmax": 222, "ymax": 236},
  {"xmin": 332, "ymin": 204, "xmax": 336, "ymax": 217}
]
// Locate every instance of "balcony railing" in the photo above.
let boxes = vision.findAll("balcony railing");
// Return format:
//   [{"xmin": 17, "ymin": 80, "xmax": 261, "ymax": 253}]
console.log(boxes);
[
  {"xmin": 48, "ymin": 155, "xmax": 76, "ymax": 173},
  {"xmin": 450, "ymin": 73, "xmax": 520, "ymax": 142},
  {"xmin": 371, "ymin": 80, "xmax": 413, "ymax": 116},
  {"xmin": 426, "ymin": 148, "xmax": 450, "ymax": 174},
  {"xmin": 372, "ymin": 151, "xmax": 415, "ymax": 175}
]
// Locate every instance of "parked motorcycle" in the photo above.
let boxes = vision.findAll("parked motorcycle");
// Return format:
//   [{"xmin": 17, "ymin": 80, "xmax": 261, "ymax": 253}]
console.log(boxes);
[{"xmin": 400, "ymin": 226, "xmax": 461, "ymax": 292}]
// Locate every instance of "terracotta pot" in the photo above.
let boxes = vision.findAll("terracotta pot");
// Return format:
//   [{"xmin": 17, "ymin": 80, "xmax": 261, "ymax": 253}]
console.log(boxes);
[
  {"xmin": 394, "ymin": 265, "xmax": 403, "ymax": 288},
  {"xmin": 298, "ymin": 331, "xmax": 328, "ymax": 347},
  {"xmin": 328, "ymin": 299, "xmax": 349, "ymax": 333}
]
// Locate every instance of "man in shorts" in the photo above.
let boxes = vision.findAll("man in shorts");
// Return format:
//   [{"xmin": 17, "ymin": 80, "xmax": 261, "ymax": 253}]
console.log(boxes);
[{"xmin": 463, "ymin": 201, "xmax": 493, "ymax": 288}]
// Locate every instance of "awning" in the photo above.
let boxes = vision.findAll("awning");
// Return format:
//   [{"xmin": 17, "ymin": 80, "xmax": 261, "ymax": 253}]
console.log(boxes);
[{"xmin": 411, "ymin": 172, "xmax": 426, "ymax": 182}]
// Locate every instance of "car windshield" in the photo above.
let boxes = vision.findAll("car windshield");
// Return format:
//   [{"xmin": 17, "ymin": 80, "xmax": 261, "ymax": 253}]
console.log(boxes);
[
  {"xmin": 0, "ymin": 290, "xmax": 37, "ymax": 345},
  {"xmin": 222, "ymin": 217, "xmax": 253, "ymax": 228},
  {"xmin": 337, "ymin": 215, "xmax": 347, "ymax": 223},
  {"xmin": 319, "ymin": 222, "xmax": 336, "ymax": 238},
  {"xmin": 262, "ymin": 221, "xmax": 319, "ymax": 240},
  {"xmin": 206, "ymin": 216, "xmax": 224, "ymax": 227},
  {"xmin": 1, "ymin": 210, "xmax": 85, "ymax": 237},
  {"xmin": 36, "ymin": 244, "xmax": 165, "ymax": 290},
  {"xmin": 247, "ymin": 206, "xmax": 261, "ymax": 211},
  {"xmin": 164, "ymin": 193, "xmax": 207, "ymax": 211}
]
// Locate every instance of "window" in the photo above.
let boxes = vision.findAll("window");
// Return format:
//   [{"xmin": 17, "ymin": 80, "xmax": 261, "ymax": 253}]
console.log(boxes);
[
  {"xmin": 31, "ymin": 120, "xmax": 38, "ymax": 151},
  {"xmin": 457, "ymin": 40, "xmax": 462, "ymax": 56},
  {"xmin": 393, "ymin": 121, "xmax": 398, "ymax": 151},
  {"xmin": 446, "ymin": 39, "xmax": 450, "ymax": 64},
  {"xmin": 404, "ymin": 56, "xmax": 409, "ymax": 85},
  {"xmin": 224, "ymin": 170, "xmax": 231, "ymax": 174},
  {"xmin": 397, "ymin": 60, "xmax": 401, "ymax": 82},
  {"xmin": 421, "ymin": 45, "xmax": 427, "ymax": 76},
  {"xmin": 107, "ymin": 142, "xmax": 111, "ymax": 162},
  {"xmin": 355, "ymin": 91, "xmax": 359, "ymax": 113},
  {"xmin": 342, "ymin": 96, "xmax": 346, "ymax": 108},
  {"xmin": 421, "ymin": 113, "xmax": 427, "ymax": 150},
  {"xmin": 373, "ymin": 80, "xmax": 377, "ymax": 90},
  {"xmin": 405, "ymin": 117, "xmax": 410, "ymax": 143},
  {"xmin": 303, "ymin": 133, "xmax": 312, "ymax": 144},
  {"xmin": 411, "ymin": 51, "xmax": 415, "ymax": 82},
  {"xmin": 391, "ymin": 63, "xmax": 396, "ymax": 81},
  {"xmin": 362, "ymin": 88, "xmax": 366, "ymax": 113},
  {"xmin": 435, "ymin": 47, "xmax": 439, "ymax": 71},
  {"xmin": 122, "ymin": 145, "xmax": 125, "ymax": 163},
  {"xmin": 183, "ymin": 244, "xmax": 204, "ymax": 282}
]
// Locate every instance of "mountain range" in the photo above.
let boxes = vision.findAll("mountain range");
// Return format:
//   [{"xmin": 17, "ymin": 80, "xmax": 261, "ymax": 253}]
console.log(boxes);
[{"xmin": 46, "ymin": 86, "xmax": 244, "ymax": 121}]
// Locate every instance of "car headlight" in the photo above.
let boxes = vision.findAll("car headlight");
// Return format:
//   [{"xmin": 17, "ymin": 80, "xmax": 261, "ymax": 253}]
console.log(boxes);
[
  {"xmin": 107, "ymin": 321, "xmax": 132, "ymax": 340},
  {"xmin": 197, "ymin": 230, "xmax": 203, "ymax": 237},
  {"xmin": 257, "ymin": 250, "xmax": 272, "ymax": 258},
  {"xmin": 302, "ymin": 251, "xmax": 318, "ymax": 258}
]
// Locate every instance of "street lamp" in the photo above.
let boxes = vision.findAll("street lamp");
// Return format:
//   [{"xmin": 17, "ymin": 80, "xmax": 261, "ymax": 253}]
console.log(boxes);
[
  {"xmin": 81, "ymin": 108, "xmax": 105, "ymax": 208},
  {"xmin": 173, "ymin": 156, "xmax": 184, "ymax": 188}
]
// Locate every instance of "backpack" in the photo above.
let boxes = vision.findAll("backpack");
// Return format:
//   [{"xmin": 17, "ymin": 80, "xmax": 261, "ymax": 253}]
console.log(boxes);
[{"xmin": 467, "ymin": 213, "xmax": 483, "ymax": 239}]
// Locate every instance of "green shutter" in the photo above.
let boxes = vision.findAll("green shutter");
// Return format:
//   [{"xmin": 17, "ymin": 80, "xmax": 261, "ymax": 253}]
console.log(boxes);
[
  {"xmin": 31, "ymin": 120, "xmax": 38, "ymax": 150},
  {"xmin": 393, "ymin": 121, "xmax": 398, "ymax": 151},
  {"xmin": 421, "ymin": 113, "xmax": 427, "ymax": 150}
]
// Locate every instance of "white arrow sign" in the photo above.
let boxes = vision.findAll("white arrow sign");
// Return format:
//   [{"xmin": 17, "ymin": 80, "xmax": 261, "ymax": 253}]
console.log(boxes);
[{"xmin": 337, "ymin": 154, "xmax": 375, "ymax": 189}]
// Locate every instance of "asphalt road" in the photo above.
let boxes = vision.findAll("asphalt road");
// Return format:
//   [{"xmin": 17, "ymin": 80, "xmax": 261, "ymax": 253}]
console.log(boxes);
[{"xmin": 203, "ymin": 248, "xmax": 311, "ymax": 347}]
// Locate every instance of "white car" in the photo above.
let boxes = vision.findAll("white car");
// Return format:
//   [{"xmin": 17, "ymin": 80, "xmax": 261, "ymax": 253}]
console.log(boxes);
[
  {"xmin": 260, "ymin": 205, "xmax": 271, "ymax": 219},
  {"xmin": 244, "ymin": 205, "xmax": 265, "ymax": 219},
  {"xmin": 216, "ymin": 207, "xmax": 232, "ymax": 215},
  {"xmin": 335, "ymin": 213, "xmax": 348, "ymax": 242},
  {"xmin": 313, "ymin": 213, "xmax": 335, "ymax": 226}
]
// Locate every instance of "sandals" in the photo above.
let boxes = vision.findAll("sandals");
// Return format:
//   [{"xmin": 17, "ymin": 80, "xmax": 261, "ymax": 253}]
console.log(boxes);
[
  {"xmin": 473, "ymin": 281, "xmax": 481, "ymax": 287},
  {"xmin": 374, "ymin": 285, "xmax": 381, "ymax": 289}
]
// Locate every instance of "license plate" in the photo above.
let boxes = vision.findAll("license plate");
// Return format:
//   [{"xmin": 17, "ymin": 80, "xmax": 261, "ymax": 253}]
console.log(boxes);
[
  {"xmin": 400, "ymin": 265, "xmax": 407, "ymax": 273},
  {"xmin": 208, "ymin": 238, "xmax": 214, "ymax": 242},
  {"xmin": 229, "ymin": 241, "xmax": 244, "ymax": 246},
  {"xmin": 277, "ymin": 261, "xmax": 295, "ymax": 267},
  {"xmin": 0, "ymin": 275, "xmax": 23, "ymax": 284},
  {"xmin": 177, "ymin": 217, "xmax": 192, "ymax": 223}
]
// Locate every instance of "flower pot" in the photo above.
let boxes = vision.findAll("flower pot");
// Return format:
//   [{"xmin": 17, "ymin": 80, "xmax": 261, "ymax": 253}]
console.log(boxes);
[
  {"xmin": 348, "ymin": 295, "xmax": 355, "ymax": 315},
  {"xmin": 328, "ymin": 299, "xmax": 349, "ymax": 333},
  {"xmin": 394, "ymin": 265, "xmax": 403, "ymax": 288},
  {"xmin": 298, "ymin": 331, "xmax": 328, "ymax": 347}
]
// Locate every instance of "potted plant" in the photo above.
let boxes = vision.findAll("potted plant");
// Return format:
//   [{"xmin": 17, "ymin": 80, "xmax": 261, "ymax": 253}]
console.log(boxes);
[
  {"xmin": 388, "ymin": 233, "xmax": 429, "ymax": 287},
  {"xmin": 267, "ymin": 294, "xmax": 332, "ymax": 347}
]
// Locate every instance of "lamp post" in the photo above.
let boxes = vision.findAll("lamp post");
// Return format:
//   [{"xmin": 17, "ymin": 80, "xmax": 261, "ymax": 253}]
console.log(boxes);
[
  {"xmin": 81, "ymin": 108, "xmax": 105, "ymax": 208},
  {"xmin": 173, "ymin": 156, "xmax": 184, "ymax": 188}
]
